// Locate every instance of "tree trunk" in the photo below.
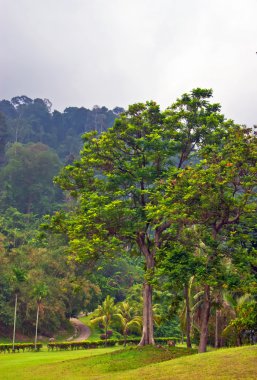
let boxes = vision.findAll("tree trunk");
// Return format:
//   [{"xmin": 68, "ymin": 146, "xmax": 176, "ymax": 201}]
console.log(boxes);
[
  {"xmin": 34, "ymin": 303, "xmax": 40, "ymax": 350},
  {"xmin": 12, "ymin": 293, "xmax": 18, "ymax": 351},
  {"xmin": 124, "ymin": 331, "xmax": 127, "ymax": 347},
  {"xmin": 198, "ymin": 285, "xmax": 211, "ymax": 353},
  {"xmin": 138, "ymin": 282, "xmax": 155, "ymax": 346},
  {"xmin": 137, "ymin": 233, "xmax": 155, "ymax": 346},
  {"xmin": 105, "ymin": 323, "xmax": 107, "ymax": 347},
  {"xmin": 236, "ymin": 334, "xmax": 242, "ymax": 346},
  {"xmin": 184, "ymin": 285, "xmax": 192, "ymax": 348},
  {"xmin": 215, "ymin": 309, "xmax": 221, "ymax": 348}
]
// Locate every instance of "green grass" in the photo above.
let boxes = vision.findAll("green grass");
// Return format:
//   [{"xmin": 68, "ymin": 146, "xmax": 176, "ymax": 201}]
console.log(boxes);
[
  {"xmin": 123, "ymin": 345, "xmax": 257, "ymax": 380},
  {"xmin": 0, "ymin": 346, "xmax": 118, "ymax": 380},
  {"xmin": 0, "ymin": 345, "xmax": 195, "ymax": 380},
  {"xmin": 0, "ymin": 345, "xmax": 256, "ymax": 380}
]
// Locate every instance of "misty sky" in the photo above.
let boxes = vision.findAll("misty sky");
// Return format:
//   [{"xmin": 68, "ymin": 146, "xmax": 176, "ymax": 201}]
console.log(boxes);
[{"xmin": 1, "ymin": 0, "xmax": 257, "ymax": 125}]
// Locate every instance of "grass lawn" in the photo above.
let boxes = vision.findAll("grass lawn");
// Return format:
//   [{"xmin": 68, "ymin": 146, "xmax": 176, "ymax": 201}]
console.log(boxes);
[
  {"xmin": 0, "ymin": 344, "xmax": 256, "ymax": 380},
  {"xmin": 0, "ymin": 346, "xmax": 118, "ymax": 380},
  {"xmin": 0, "ymin": 345, "xmax": 195, "ymax": 380},
  {"xmin": 127, "ymin": 345, "xmax": 257, "ymax": 380}
]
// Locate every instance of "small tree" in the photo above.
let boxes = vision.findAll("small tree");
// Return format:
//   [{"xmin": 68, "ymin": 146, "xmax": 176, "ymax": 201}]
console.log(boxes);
[
  {"xmin": 222, "ymin": 293, "xmax": 254, "ymax": 346},
  {"xmin": 116, "ymin": 302, "xmax": 142, "ymax": 346},
  {"xmin": 90, "ymin": 295, "xmax": 116, "ymax": 345},
  {"xmin": 12, "ymin": 268, "xmax": 27, "ymax": 351},
  {"xmin": 33, "ymin": 283, "xmax": 48, "ymax": 350},
  {"xmin": 52, "ymin": 89, "xmax": 228, "ymax": 346}
]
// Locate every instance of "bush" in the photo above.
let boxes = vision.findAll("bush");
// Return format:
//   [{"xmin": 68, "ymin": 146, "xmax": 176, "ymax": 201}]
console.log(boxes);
[
  {"xmin": 0, "ymin": 343, "xmax": 43, "ymax": 353},
  {"xmin": 47, "ymin": 337, "xmax": 181, "ymax": 351},
  {"xmin": 47, "ymin": 339, "xmax": 117, "ymax": 350}
]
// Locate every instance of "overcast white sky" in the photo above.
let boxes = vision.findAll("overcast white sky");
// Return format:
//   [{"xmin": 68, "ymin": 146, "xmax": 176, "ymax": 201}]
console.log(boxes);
[{"xmin": 1, "ymin": 0, "xmax": 257, "ymax": 125}]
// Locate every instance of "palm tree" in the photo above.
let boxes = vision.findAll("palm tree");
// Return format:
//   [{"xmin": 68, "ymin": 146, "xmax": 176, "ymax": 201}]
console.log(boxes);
[
  {"xmin": 179, "ymin": 276, "xmax": 195, "ymax": 348},
  {"xmin": 115, "ymin": 302, "xmax": 142, "ymax": 346},
  {"xmin": 12, "ymin": 268, "xmax": 27, "ymax": 351},
  {"xmin": 90, "ymin": 295, "xmax": 116, "ymax": 345},
  {"xmin": 222, "ymin": 293, "xmax": 253, "ymax": 346},
  {"xmin": 179, "ymin": 281, "xmax": 213, "ymax": 349},
  {"xmin": 33, "ymin": 283, "xmax": 48, "ymax": 350}
]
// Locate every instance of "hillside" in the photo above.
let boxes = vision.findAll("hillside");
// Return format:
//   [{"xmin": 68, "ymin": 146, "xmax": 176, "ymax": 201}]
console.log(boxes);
[{"xmin": 0, "ymin": 96, "xmax": 123, "ymax": 161}]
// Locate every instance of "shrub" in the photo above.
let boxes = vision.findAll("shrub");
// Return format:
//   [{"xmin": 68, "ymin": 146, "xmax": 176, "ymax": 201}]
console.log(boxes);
[
  {"xmin": 0, "ymin": 343, "xmax": 42, "ymax": 353},
  {"xmin": 47, "ymin": 337, "xmax": 181, "ymax": 351}
]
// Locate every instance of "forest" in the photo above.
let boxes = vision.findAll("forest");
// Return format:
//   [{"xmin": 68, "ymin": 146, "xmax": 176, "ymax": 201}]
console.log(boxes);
[{"xmin": 0, "ymin": 89, "xmax": 256, "ymax": 355}]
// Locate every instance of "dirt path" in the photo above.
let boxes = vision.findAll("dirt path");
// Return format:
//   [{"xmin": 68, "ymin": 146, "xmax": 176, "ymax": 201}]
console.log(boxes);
[{"xmin": 67, "ymin": 318, "xmax": 91, "ymax": 341}]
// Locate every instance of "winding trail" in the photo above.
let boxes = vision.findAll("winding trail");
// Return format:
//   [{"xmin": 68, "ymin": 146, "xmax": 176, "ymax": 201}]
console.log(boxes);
[{"xmin": 68, "ymin": 318, "xmax": 91, "ymax": 341}]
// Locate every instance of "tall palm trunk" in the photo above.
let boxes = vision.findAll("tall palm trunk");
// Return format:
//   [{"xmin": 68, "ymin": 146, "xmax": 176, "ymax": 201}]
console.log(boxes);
[
  {"xmin": 12, "ymin": 293, "xmax": 18, "ymax": 351},
  {"xmin": 123, "ymin": 330, "xmax": 128, "ymax": 347},
  {"xmin": 34, "ymin": 302, "xmax": 40, "ymax": 350},
  {"xmin": 105, "ymin": 321, "xmax": 108, "ymax": 347},
  {"xmin": 184, "ymin": 285, "xmax": 192, "ymax": 348},
  {"xmin": 198, "ymin": 285, "xmax": 211, "ymax": 353},
  {"xmin": 215, "ymin": 309, "xmax": 222, "ymax": 348}
]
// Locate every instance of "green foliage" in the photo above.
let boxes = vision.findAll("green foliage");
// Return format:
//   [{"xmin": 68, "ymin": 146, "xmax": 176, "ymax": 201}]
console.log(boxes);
[
  {"xmin": 115, "ymin": 302, "xmax": 142, "ymax": 343},
  {"xmin": 52, "ymin": 100, "xmax": 177, "ymax": 259},
  {"xmin": 222, "ymin": 294, "xmax": 257, "ymax": 344},
  {"xmin": 0, "ymin": 143, "xmax": 62, "ymax": 214},
  {"xmin": 0, "ymin": 96, "xmax": 121, "ymax": 160},
  {"xmin": 90, "ymin": 296, "xmax": 117, "ymax": 343},
  {"xmin": 0, "ymin": 209, "xmax": 99, "ymax": 336},
  {"xmin": 88, "ymin": 254, "xmax": 144, "ymax": 304}
]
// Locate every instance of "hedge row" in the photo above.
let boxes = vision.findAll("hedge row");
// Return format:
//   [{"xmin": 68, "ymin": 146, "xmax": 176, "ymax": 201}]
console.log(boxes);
[
  {"xmin": 0, "ymin": 337, "xmax": 180, "ymax": 353},
  {"xmin": 47, "ymin": 340, "xmax": 117, "ymax": 350},
  {"xmin": 0, "ymin": 343, "xmax": 43, "ymax": 353},
  {"xmin": 47, "ymin": 337, "xmax": 180, "ymax": 351}
]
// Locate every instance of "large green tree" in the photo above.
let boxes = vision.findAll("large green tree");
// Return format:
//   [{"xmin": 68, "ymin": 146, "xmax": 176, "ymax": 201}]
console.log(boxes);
[
  {"xmin": 153, "ymin": 125, "xmax": 257, "ymax": 352},
  {"xmin": 52, "ymin": 89, "xmax": 230, "ymax": 345}
]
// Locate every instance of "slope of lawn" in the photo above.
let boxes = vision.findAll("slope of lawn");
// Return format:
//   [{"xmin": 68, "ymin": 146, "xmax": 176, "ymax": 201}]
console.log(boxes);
[
  {"xmin": 1, "ymin": 345, "xmax": 256, "ymax": 380},
  {"xmin": 1, "ymin": 345, "xmax": 194, "ymax": 380},
  {"xmin": 120, "ymin": 345, "xmax": 257, "ymax": 380}
]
